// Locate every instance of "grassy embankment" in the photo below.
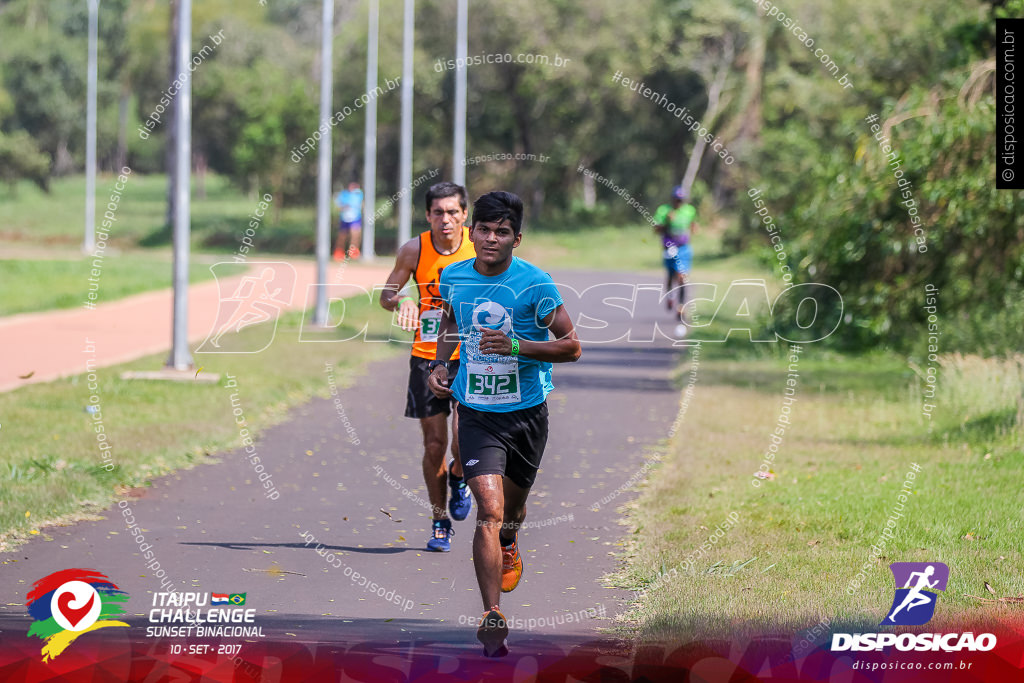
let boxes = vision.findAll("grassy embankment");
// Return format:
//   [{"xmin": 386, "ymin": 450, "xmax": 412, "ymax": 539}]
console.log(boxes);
[{"xmin": 612, "ymin": 243, "xmax": 1024, "ymax": 641}]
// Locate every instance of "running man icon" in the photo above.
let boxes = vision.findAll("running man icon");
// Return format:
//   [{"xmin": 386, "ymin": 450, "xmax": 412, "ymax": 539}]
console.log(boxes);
[
  {"xmin": 882, "ymin": 562, "xmax": 949, "ymax": 626},
  {"xmin": 209, "ymin": 267, "xmax": 289, "ymax": 346},
  {"xmin": 197, "ymin": 263, "xmax": 297, "ymax": 354},
  {"xmin": 887, "ymin": 565, "xmax": 938, "ymax": 622}
]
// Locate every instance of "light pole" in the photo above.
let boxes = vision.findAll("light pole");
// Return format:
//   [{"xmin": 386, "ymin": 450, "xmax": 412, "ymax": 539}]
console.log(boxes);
[
  {"xmin": 84, "ymin": 0, "xmax": 100, "ymax": 254},
  {"xmin": 361, "ymin": 0, "xmax": 379, "ymax": 260},
  {"xmin": 452, "ymin": 0, "xmax": 467, "ymax": 186},
  {"xmin": 397, "ymin": 0, "xmax": 415, "ymax": 247},
  {"xmin": 313, "ymin": 0, "xmax": 335, "ymax": 326},
  {"xmin": 167, "ymin": 0, "xmax": 192, "ymax": 370}
]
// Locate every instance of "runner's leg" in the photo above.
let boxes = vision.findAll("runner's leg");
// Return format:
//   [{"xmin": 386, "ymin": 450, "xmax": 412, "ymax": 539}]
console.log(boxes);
[
  {"xmin": 665, "ymin": 266, "xmax": 675, "ymax": 310},
  {"xmin": 349, "ymin": 225, "xmax": 362, "ymax": 258},
  {"xmin": 468, "ymin": 473, "xmax": 504, "ymax": 611},
  {"xmin": 677, "ymin": 272, "xmax": 689, "ymax": 323},
  {"xmin": 450, "ymin": 408, "xmax": 463, "ymax": 478},
  {"xmin": 500, "ymin": 477, "xmax": 530, "ymax": 543},
  {"xmin": 420, "ymin": 413, "xmax": 450, "ymax": 520}
]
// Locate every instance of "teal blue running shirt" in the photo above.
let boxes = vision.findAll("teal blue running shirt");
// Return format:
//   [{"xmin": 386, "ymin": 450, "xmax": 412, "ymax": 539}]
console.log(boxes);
[{"xmin": 439, "ymin": 257, "xmax": 564, "ymax": 412}]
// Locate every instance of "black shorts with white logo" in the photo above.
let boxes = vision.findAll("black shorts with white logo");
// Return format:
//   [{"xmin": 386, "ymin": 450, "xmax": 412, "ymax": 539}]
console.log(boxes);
[
  {"xmin": 405, "ymin": 356, "xmax": 459, "ymax": 419},
  {"xmin": 456, "ymin": 401, "xmax": 549, "ymax": 490}
]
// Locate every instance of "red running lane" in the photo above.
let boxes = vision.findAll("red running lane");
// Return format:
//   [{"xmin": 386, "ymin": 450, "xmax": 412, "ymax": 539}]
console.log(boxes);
[{"xmin": 0, "ymin": 260, "xmax": 391, "ymax": 393}]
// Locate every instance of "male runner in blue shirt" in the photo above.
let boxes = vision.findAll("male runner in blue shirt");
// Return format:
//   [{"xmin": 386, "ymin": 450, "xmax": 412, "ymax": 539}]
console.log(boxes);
[{"xmin": 427, "ymin": 191, "xmax": 581, "ymax": 657}]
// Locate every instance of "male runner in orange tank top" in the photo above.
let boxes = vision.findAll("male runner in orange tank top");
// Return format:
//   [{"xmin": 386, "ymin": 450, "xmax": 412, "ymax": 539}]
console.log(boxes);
[{"xmin": 380, "ymin": 182, "xmax": 477, "ymax": 551}]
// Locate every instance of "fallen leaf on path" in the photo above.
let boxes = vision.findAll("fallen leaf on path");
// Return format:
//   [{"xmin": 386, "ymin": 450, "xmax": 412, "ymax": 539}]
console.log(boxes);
[
  {"xmin": 243, "ymin": 565, "xmax": 306, "ymax": 577},
  {"xmin": 19, "ymin": 371, "xmax": 34, "ymax": 379},
  {"xmin": 379, "ymin": 508, "xmax": 402, "ymax": 522},
  {"xmin": 194, "ymin": 367, "xmax": 204, "ymax": 378}
]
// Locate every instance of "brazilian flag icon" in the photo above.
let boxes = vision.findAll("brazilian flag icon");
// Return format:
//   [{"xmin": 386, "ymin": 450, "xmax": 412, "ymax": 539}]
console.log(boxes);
[{"xmin": 228, "ymin": 593, "xmax": 247, "ymax": 605}]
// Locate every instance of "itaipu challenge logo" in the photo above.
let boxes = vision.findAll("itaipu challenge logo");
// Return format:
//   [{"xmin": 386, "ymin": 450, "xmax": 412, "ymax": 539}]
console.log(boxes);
[
  {"xmin": 882, "ymin": 562, "xmax": 949, "ymax": 626},
  {"xmin": 25, "ymin": 569, "xmax": 129, "ymax": 662}
]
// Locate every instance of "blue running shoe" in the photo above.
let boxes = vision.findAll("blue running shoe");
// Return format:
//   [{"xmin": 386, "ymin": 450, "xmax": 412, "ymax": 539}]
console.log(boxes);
[
  {"xmin": 448, "ymin": 461, "xmax": 473, "ymax": 521},
  {"xmin": 426, "ymin": 519, "xmax": 453, "ymax": 552}
]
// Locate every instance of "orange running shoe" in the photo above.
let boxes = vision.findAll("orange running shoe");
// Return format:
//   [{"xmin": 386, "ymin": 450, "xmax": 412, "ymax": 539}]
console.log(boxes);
[
  {"xmin": 347, "ymin": 245, "xmax": 361, "ymax": 259},
  {"xmin": 476, "ymin": 606, "xmax": 509, "ymax": 657},
  {"xmin": 501, "ymin": 538, "xmax": 523, "ymax": 593}
]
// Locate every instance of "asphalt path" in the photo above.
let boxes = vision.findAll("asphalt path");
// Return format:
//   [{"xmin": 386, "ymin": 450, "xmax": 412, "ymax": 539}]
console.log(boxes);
[{"xmin": 0, "ymin": 268, "xmax": 688, "ymax": 675}]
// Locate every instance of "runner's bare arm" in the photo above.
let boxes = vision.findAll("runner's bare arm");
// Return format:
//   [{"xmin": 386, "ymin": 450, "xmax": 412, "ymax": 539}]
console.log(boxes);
[
  {"xmin": 380, "ymin": 239, "xmax": 419, "ymax": 310},
  {"xmin": 380, "ymin": 238, "xmax": 421, "ymax": 331},
  {"xmin": 433, "ymin": 301, "xmax": 459, "ymax": 362},
  {"xmin": 427, "ymin": 301, "xmax": 459, "ymax": 398},
  {"xmin": 478, "ymin": 304, "xmax": 581, "ymax": 363}
]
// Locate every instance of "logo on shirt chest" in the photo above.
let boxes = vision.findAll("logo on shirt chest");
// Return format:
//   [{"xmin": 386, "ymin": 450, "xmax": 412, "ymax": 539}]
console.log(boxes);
[{"xmin": 471, "ymin": 301, "xmax": 512, "ymax": 335}]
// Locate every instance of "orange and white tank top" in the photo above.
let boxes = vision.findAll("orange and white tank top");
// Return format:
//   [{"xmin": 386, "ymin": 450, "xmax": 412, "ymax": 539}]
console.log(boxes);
[{"xmin": 411, "ymin": 227, "xmax": 476, "ymax": 359}]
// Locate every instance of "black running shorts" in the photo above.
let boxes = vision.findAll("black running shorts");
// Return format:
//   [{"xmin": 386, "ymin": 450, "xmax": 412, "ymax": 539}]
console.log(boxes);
[
  {"xmin": 405, "ymin": 356, "xmax": 459, "ymax": 419},
  {"xmin": 456, "ymin": 402, "xmax": 549, "ymax": 490}
]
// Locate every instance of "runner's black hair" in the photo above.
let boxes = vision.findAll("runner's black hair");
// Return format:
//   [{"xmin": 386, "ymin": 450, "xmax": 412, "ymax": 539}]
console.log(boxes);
[
  {"xmin": 425, "ymin": 182, "xmax": 468, "ymax": 211},
  {"xmin": 471, "ymin": 191, "xmax": 524, "ymax": 235}
]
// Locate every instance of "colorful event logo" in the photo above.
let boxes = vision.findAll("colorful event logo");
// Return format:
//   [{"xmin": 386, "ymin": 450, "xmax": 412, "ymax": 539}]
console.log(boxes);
[
  {"xmin": 882, "ymin": 562, "xmax": 950, "ymax": 626},
  {"xmin": 25, "ymin": 569, "xmax": 129, "ymax": 662}
]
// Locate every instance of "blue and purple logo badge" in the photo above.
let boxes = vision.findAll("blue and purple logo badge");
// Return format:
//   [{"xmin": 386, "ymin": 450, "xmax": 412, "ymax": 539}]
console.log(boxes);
[{"xmin": 882, "ymin": 562, "xmax": 949, "ymax": 626}]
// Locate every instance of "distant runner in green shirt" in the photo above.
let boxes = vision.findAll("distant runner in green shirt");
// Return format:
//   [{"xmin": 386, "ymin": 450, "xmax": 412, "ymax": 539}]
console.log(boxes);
[{"xmin": 653, "ymin": 185, "xmax": 697, "ymax": 337}]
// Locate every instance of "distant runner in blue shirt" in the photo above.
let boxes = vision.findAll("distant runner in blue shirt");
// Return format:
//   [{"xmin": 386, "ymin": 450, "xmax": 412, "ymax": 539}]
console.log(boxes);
[
  {"xmin": 427, "ymin": 191, "xmax": 581, "ymax": 657},
  {"xmin": 334, "ymin": 182, "xmax": 363, "ymax": 260}
]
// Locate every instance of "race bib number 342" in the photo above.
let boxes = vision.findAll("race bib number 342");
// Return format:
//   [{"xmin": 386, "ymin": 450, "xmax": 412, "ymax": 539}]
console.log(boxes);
[{"xmin": 465, "ymin": 361, "xmax": 521, "ymax": 406}]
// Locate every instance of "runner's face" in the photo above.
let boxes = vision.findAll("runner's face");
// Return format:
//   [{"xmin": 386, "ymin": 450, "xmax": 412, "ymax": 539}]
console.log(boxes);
[
  {"xmin": 470, "ymin": 219, "xmax": 520, "ymax": 266},
  {"xmin": 426, "ymin": 196, "xmax": 467, "ymax": 238}
]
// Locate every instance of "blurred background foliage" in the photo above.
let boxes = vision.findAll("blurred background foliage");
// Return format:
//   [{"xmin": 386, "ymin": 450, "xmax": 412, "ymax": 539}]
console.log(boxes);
[{"xmin": 0, "ymin": 0, "xmax": 1020, "ymax": 352}]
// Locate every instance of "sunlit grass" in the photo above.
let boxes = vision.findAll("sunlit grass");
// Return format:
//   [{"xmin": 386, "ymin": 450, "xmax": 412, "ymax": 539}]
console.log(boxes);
[
  {"xmin": 614, "ymin": 331, "xmax": 1024, "ymax": 641},
  {"xmin": 0, "ymin": 297, "xmax": 400, "ymax": 548},
  {"xmin": 0, "ymin": 258, "xmax": 245, "ymax": 316}
]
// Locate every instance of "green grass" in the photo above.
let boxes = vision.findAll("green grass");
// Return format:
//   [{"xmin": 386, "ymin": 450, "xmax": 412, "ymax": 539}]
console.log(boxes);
[
  {"xmin": 517, "ymin": 223, "xmax": 729, "ymax": 275},
  {"xmin": 0, "ymin": 173, "xmax": 321, "ymax": 254},
  {"xmin": 0, "ymin": 173, "xmax": 727, "ymax": 273},
  {"xmin": 516, "ymin": 225, "xmax": 662, "ymax": 273},
  {"xmin": 0, "ymin": 296, "xmax": 401, "ymax": 547},
  {"xmin": 0, "ymin": 258, "xmax": 246, "ymax": 316},
  {"xmin": 613, "ymin": 264, "xmax": 1024, "ymax": 641}
]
